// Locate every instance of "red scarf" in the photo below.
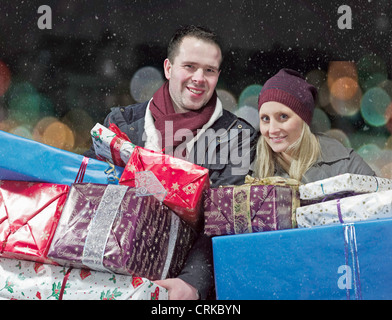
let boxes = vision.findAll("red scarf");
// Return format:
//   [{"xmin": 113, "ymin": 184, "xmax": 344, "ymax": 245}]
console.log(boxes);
[{"xmin": 149, "ymin": 81, "xmax": 217, "ymax": 150}]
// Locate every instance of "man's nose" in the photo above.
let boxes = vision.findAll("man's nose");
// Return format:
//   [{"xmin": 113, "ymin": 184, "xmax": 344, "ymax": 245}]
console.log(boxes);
[{"xmin": 192, "ymin": 68, "xmax": 205, "ymax": 83}]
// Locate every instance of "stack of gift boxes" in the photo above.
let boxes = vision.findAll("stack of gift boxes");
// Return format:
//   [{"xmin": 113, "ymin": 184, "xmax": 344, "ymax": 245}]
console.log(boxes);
[
  {"xmin": 0, "ymin": 124, "xmax": 210, "ymax": 300},
  {"xmin": 2, "ymin": 122, "xmax": 392, "ymax": 300},
  {"xmin": 209, "ymin": 172, "xmax": 392, "ymax": 300}
]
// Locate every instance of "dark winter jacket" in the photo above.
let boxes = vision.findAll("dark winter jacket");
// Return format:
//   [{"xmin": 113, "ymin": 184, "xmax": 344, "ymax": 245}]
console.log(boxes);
[{"xmin": 84, "ymin": 100, "xmax": 258, "ymax": 299}]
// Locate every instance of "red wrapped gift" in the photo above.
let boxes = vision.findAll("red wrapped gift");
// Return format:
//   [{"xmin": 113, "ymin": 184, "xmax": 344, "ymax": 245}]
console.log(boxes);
[
  {"xmin": 119, "ymin": 146, "xmax": 210, "ymax": 230},
  {"xmin": 0, "ymin": 180, "xmax": 69, "ymax": 264}
]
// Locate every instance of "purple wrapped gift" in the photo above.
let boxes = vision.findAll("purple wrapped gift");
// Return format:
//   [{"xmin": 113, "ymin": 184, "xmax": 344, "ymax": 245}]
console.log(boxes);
[
  {"xmin": 47, "ymin": 183, "xmax": 195, "ymax": 280},
  {"xmin": 204, "ymin": 184, "xmax": 298, "ymax": 236}
]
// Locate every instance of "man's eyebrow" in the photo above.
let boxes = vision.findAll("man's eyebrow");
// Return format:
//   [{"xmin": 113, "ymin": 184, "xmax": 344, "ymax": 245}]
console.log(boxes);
[{"xmin": 182, "ymin": 61, "xmax": 220, "ymax": 70}]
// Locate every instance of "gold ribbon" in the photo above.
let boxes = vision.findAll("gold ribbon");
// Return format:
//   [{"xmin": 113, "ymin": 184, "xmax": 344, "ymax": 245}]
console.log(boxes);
[{"xmin": 233, "ymin": 185, "xmax": 252, "ymax": 234}]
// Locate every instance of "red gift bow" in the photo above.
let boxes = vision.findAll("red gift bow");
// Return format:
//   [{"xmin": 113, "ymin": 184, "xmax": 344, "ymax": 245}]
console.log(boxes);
[{"xmin": 109, "ymin": 122, "xmax": 132, "ymax": 142}]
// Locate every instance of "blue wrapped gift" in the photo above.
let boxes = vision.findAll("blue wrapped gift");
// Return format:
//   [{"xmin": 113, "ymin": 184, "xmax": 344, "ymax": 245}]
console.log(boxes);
[
  {"xmin": 0, "ymin": 130, "xmax": 123, "ymax": 185},
  {"xmin": 212, "ymin": 218, "xmax": 392, "ymax": 300}
]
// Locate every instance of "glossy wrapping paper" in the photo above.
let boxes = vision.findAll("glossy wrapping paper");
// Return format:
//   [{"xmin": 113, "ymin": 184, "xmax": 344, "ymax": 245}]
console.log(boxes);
[
  {"xmin": 204, "ymin": 176, "xmax": 300, "ymax": 236},
  {"xmin": 119, "ymin": 145, "xmax": 210, "ymax": 230},
  {"xmin": 47, "ymin": 183, "xmax": 195, "ymax": 280},
  {"xmin": 0, "ymin": 180, "xmax": 69, "ymax": 264},
  {"xmin": 212, "ymin": 218, "xmax": 392, "ymax": 300},
  {"xmin": 0, "ymin": 257, "xmax": 168, "ymax": 300},
  {"xmin": 0, "ymin": 130, "xmax": 123, "ymax": 185},
  {"xmin": 91, "ymin": 123, "xmax": 135, "ymax": 167}
]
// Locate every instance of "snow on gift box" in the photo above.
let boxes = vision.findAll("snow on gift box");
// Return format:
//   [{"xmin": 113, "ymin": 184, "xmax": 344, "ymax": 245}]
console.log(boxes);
[{"xmin": 47, "ymin": 183, "xmax": 195, "ymax": 280}]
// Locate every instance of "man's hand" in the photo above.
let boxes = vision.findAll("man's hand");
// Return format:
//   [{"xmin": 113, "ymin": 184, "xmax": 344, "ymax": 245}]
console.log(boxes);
[{"xmin": 154, "ymin": 278, "xmax": 199, "ymax": 300}]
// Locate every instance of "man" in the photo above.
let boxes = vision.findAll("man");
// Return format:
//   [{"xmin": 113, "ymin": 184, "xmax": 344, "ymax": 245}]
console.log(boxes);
[{"xmin": 84, "ymin": 25, "xmax": 258, "ymax": 299}]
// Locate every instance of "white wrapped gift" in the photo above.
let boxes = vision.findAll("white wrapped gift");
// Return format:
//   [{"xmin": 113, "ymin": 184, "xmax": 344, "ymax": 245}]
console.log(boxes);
[
  {"xmin": 0, "ymin": 257, "xmax": 168, "ymax": 300},
  {"xmin": 299, "ymin": 173, "xmax": 392, "ymax": 201},
  {"xmin": 296, "ymin": 189, "xmax": 392, "ymax": 228},
  {"xmin": 91, "ymin": 123, "xmax": 135, "ymax": 167}
]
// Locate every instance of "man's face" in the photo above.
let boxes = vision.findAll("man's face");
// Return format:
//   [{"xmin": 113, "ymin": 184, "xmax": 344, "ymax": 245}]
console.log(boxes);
[{"xmin": 163, "ymin": 36, "xmax": 221, "ymax": 113}]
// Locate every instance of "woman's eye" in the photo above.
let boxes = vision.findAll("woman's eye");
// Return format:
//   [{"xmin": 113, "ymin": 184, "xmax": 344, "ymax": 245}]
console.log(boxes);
[{"xmin": 260, "ymin": 116, "xmax": 269, "ymax": 122}]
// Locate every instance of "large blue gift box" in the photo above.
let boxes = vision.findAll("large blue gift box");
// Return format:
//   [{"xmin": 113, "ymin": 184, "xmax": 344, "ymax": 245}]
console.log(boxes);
[
  {"xmin": 212, "ymin": 218, "xmax": 392, "ymax": 300},
  {"xmin": 0, "ymin": 130, "xmax": 123, "ymax": 185}
]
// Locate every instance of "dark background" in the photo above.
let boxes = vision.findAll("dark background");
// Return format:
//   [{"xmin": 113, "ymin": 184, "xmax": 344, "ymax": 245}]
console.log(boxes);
[{"xmin": 0, "ymin": 0, "xmax": 391, "ymax": 176}]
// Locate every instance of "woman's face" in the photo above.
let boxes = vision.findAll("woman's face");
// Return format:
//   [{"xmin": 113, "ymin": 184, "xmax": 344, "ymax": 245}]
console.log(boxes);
[{"xmin": 259, "ymin": 101, "xmax": 304, "ymax": 157}]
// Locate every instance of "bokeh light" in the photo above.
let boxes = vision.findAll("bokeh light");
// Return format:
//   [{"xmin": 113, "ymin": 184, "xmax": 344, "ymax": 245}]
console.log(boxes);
[
  {"xmin": 330, "ymin": 84, "xmax": 361, "ymax": 117},
  {"xmin": 381, "ymin": 162, "xmax": 392, "ymax": 179},
  {"xmin": 330, "ymin": 77, "xmax": 359, "ymax": 101},
  {"xmin": 386, "ymin": 136, "xmax": 392, "ymax": 150},
  {"xmin": 238, "ymin": 84, "xmax": 262, "ymax": 109},
  {"xmin": 357, "ymin": 143, "xmax": 382, "ymax": 164},
  {"xmin": 317, "ymin": 81, "xmax": 333, "ymax": 110},
  {"xmin": 326, "ymin": 61, "xmax": 361, "ymax": 116},
  {"xmin": 61, "ymin": 108, "xmax": 94, "ymax": 151},
  {"xmin": 33, "ymin": 116, "xmax": 59, "ymax": 142},
  {"xmin": 360, "ymin": 87, "xmax": 391, "ymax": 127},
  {"xmin": 310, "ymin": 107, "xmax": 331, "ymax": 133},
  {"xmin": 327, "ymin": 61, "xmax": 358, "ymax": 90},
  {"xmin": 357, "ymin": 53, "xmax": 388, "ymax": 91},
  {"xmin": 305, "ymin": 69, "xmax": 326, "ymax": 90},
  {"xmin": 5, "ymin": 81, "xmax": 55, "ymax": 126},
  {"xmin": 7, "ymin": 91, "xmax": 41, "ymax": 125},
  {"xmin": 379, "ymin": 79, "xmax": 392, "ymax": 98},
  {"xmin": 325, "ymin": 128, "xmax": 351, "ymax": 148},
  {"xmin": 130, "ymin": 66, "xmax": 164, "ymax": 103},
  {"xmin": 217, "ymin": 89, "xmax": 237, "ymax": 112},
  {"xmin": 234, "ymin": 105, "xmax": 260, "ymax": 131},
  {"xmin": 10, "ymin": 125, "xmax": 33, "ymax": 140},
  {"xmin": 0, "ymin": 60, "xmax": 11, "ymax": 97},
  {"xmin": 386, "ymin": 102, "xmax": 392, "ymax": 134},
  {"xmin": 41, "ymin": 120, "xmax": 75, "ymax": 151}
]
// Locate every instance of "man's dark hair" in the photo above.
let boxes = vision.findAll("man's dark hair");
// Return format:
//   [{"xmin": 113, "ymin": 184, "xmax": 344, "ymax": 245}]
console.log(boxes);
[{"xmin": 167, "ymin": 25, "xmax": 223, "ymax": 66}]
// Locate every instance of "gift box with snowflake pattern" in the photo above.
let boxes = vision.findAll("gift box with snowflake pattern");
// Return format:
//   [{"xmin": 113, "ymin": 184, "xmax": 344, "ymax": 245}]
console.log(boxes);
[
  {"xmin": 299, "ymin": 173, "xmax": 392, "ymax": 203},
  {"xmin": 204, "ymin": 177, "xmax": 300, "ymax": 236}
]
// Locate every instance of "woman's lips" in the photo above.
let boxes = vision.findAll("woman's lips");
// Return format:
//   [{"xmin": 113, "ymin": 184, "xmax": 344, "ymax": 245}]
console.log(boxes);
[{"xmin": 269, "ymin": 136, "xmax": 287, "ymax": 142}]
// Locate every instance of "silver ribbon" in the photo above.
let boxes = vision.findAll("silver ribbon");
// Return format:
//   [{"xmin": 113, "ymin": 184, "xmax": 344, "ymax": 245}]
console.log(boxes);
[
  {"xmin": 82, "ymin": 184, "xmax": 128, "ymax": 272},
  {"xmin": 160, "ymin": 211, "xmax": 179, "ymax": 280},
  {"xmin": 343, "ymin": 223, "xmax": 362, "ymax": 300}
]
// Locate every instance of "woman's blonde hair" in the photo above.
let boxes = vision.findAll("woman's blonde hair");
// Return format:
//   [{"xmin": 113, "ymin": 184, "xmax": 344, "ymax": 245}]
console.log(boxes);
[{"xmin": 253, "ymin": 123, "xmax": 321, "ymax": 182}]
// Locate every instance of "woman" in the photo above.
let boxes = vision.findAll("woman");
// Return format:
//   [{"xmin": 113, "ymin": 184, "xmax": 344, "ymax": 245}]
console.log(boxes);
[{"xmin": 253, "ymin": 68, "xmax": 375, "ymax": 183}]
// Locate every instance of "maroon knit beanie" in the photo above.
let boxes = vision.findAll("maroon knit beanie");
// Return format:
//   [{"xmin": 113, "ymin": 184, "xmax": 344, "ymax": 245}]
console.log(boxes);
[{"xmin": 258, "ymin": 68, "xmax": 317, "ymax": 126}]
